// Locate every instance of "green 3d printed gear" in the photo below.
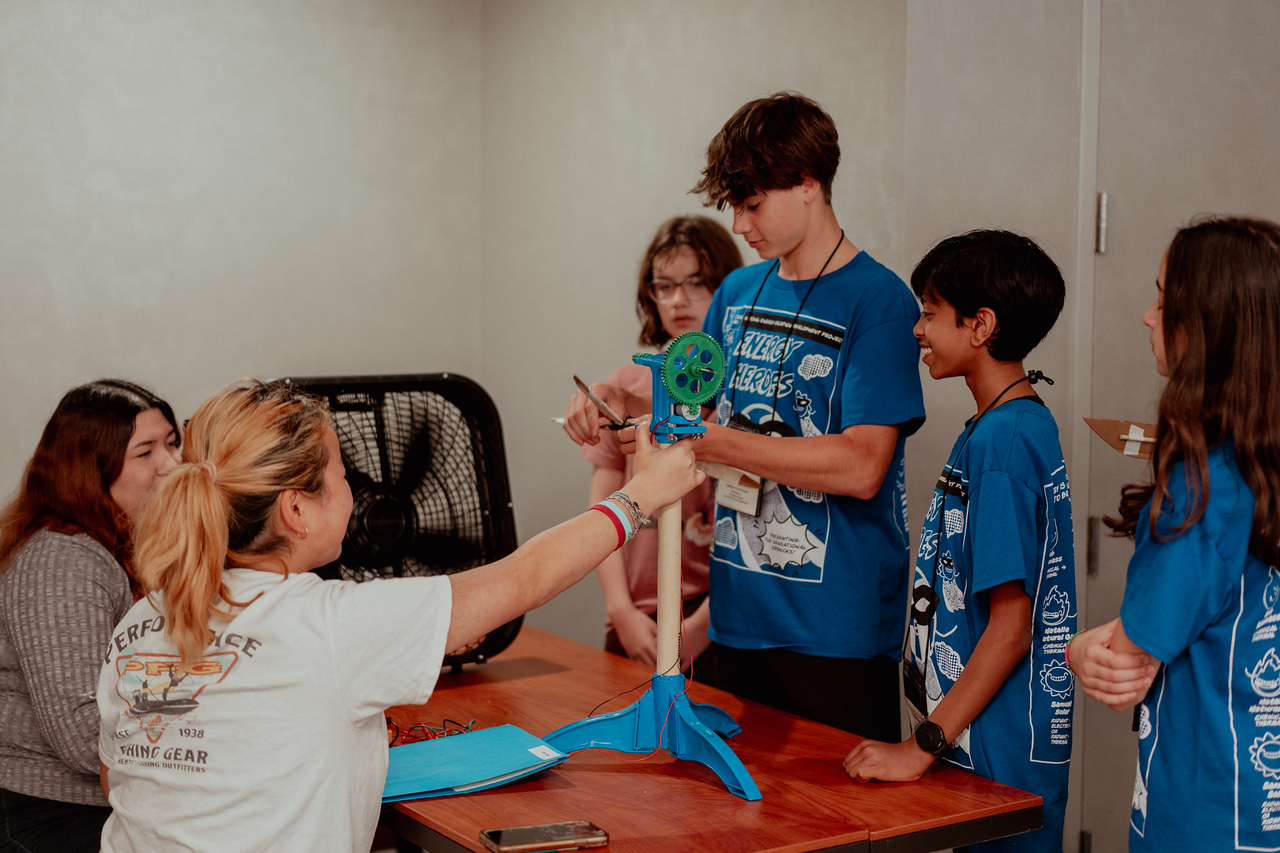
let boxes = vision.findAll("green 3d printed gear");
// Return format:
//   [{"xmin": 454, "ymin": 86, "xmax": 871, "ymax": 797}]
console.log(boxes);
[{"xmin": 661, "ymin": 332, "xmax": 725, "ymax": 407}]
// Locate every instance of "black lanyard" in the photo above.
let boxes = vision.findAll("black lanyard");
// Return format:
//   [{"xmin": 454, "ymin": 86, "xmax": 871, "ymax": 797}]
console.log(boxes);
[
  {"xmin": 907, "ymin": 371, "xmax": 1054, "ymax": 667},
  {"xmin": 726, "ymin": 231, "xmax": 845, "ymax": 426}
]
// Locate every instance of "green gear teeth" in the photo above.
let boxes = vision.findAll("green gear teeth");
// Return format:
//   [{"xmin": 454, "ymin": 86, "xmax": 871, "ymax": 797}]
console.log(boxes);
[{"xmin": 662, "ymin": 332, "xmax": 725, "ymax": 407}]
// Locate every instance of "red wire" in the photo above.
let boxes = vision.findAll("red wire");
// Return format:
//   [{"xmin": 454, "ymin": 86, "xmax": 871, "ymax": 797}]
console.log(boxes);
[
  {"xmin": 569, "ymin": 679, "xmax": 687, "ymax": 763},
  {"xmin": 573, "ymin": 539, "xmax": 698, "ymax": 764},
  {"xmin": 575, "ymin": 496, "xmax": 711, "ymax": 771}
]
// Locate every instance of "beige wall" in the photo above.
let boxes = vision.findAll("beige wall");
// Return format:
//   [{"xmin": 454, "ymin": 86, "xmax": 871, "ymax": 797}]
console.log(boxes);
[
  {"xmin": 0, "ymin": 0, "xmax": 1091, "ymax": 661},
  {"xmin": 480, "ymin": 0, "xmax": 910, "ymax": 645},
  {"xmin": 0, "ymin": 0, "xmax": 484, "ymax": 487},
  {"xmin": 903, "ymin": 0, "xmax": 1085, "ymax": 529}
]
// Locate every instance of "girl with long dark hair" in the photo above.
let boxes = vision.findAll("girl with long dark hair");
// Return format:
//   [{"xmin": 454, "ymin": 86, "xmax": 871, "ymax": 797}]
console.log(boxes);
[
  {"xmin": 1068, "ymin": 217, "xmax": 1280, "ymax": 850},
  {"xmin": 0, "ymin": 380, "xmax": 179, "ymax": 853}
]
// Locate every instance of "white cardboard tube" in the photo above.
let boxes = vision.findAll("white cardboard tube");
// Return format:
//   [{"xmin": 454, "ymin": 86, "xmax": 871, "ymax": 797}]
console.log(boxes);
[{"xmin": 654, "ymin": 501, "xmax": 682, "ymax": 676}]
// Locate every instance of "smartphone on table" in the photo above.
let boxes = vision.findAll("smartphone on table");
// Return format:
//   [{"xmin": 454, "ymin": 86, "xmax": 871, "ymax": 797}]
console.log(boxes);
[{"xmin": 479, "ymin": 820, "xmax": 608, "ymax": 852}]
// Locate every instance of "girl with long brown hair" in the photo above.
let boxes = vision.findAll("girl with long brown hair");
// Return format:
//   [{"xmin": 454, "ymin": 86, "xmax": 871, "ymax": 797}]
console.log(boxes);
[
  {"xmin": 1067, "ymin": 217, "xmax": 1280, "ymax": 851},
  {"xmin": 96, "ymin": 379, "xmax": 702, "ymax": 853},
  {"xmin": 0, "ymin": 380, "xmax": 179, "ymax": 853}
]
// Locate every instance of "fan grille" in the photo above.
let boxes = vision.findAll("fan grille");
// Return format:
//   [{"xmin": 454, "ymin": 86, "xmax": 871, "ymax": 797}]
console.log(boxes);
[
  {"xmin": 328, "ymin": 388, "xmax": 488, "ymax": 581},
  {"xmin": 280, "ymin": 374, "xmax": 520, "ymax": 670}
]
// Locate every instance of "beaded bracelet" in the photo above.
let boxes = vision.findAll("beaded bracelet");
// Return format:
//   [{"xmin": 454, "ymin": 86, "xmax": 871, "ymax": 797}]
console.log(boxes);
[{"xmin": 606, "ymin": 490, "xmax": 649, "ymax": 530}]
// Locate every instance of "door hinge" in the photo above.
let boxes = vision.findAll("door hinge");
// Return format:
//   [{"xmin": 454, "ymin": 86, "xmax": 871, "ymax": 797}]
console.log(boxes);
[
  {"xmin": 1095, "ymin": 191, "xmax": 1108, "ymax": 254},
  {"xmin": 1081, "ymin": 828, "xmax": 1093, "ymax": 853},
  {"xmin": 1087, "ymin": 515, "xmax": 1101, "ymax": 577}
]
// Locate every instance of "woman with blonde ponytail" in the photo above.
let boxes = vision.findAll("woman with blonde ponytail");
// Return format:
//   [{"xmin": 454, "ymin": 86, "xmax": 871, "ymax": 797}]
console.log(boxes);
[{"xmin": 97, "ymin": 379, "xmax": 702, "ymax": 853}]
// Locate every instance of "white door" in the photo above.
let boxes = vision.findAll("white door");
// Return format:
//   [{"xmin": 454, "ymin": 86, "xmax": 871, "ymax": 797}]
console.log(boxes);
[{"xmin": 1079, "ymin": 2, "xmax": 1280, "ymax": 850}]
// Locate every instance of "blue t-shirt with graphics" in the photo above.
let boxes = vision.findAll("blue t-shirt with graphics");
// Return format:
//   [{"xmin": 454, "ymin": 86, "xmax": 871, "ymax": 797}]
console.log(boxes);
[
  {"xmin": 703, "ymin": 252, "xmax": 925, "ymax": 658},
  {"xmin": 902, "ymin": 398, "xmax": 1076, "ymax": 853},
  {"xmin": 1121, "ymin": 445, "xmax": 1280, "ymax": 852}
]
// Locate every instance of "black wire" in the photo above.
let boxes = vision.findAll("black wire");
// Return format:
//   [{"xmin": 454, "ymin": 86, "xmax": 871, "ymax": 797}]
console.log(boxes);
[
  {"xmin": 726, "ymin": 229, "xmax": 845, "ymax": 427},
  {"xmin": 767, "ymin": 230, "xmax": 844, "ymax": 421},
  {"xmin": 388, "ymin": 717, "xmax": 478, "ymax": 746},
  {"xmin": 586, "ymin": 658, "xmax": 681, "ymax": 718},
  {"xmin": 585, "ymin": 554, "xmax": 698, "ymax": 718},
  {"xmin": 440, "ymin": 718, "xmax": 475, "ymax": 734},
  {"xmin": 906, "ymin": 370, "xmax": 1052, "ymax": 670}
]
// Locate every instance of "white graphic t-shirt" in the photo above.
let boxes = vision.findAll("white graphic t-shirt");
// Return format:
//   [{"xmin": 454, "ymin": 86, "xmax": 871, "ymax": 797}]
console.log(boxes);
[{"xmin": 98, "ymin": 569, "xmax": 451, "ymax": 853}]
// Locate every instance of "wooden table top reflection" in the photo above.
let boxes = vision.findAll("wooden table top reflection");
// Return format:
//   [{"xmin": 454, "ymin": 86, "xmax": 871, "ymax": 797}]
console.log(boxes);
[{"xmin": 381, "ymin": 628, "xmax": 1040, "ymax": 853}]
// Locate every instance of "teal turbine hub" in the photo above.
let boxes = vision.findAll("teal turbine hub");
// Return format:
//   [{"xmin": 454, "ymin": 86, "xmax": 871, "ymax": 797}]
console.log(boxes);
[{"xmin": 634, "ymin": 331, "xmax": 726, "ymax": 443}]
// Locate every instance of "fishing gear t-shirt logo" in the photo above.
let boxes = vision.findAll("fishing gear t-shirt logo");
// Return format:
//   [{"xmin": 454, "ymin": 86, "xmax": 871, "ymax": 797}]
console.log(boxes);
[{"xmin": 114, "ymin": 651, "xmax": 239, "ymax": 742}]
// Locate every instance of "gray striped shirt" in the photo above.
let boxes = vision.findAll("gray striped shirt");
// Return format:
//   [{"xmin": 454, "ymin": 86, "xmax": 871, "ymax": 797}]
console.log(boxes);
[{"xmin": 0, "ymin": 530, "xmax": 130, "ymax": 805}]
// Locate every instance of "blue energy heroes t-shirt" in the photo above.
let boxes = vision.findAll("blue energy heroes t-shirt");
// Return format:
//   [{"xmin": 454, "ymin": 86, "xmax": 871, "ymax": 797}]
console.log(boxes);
[
  {"xmin": 1121, "ymin": 445, "xmax": 1279, "ymax": 853},
  {"xmin": 703, "ymin": 252, "xmax": 925, "ymax": 658},
  {"xmin": 903, "ymin": 398, "xmax": 1076, "ymax": 853}
]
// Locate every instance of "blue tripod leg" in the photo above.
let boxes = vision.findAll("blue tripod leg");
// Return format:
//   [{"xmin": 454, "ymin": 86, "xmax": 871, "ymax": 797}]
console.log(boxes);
[
  {"xmin": 543, "ymin": 689, "xmax": 658, "ymax": 756},
  {"xmin": 688, "ymin": 700, "xmax": 741, "ymax": 737},
  {"xmin": 650, "ymin": 675, "xmax": 761, "ymax": 801},
  {"xmin": 542, "ymin": 675, "xmax": 761, "ymax": 801}
]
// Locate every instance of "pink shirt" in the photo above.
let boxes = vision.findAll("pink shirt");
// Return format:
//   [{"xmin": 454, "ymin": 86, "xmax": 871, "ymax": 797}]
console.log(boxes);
[{"xmin": 580, "ymin": 362, "xmax": 713, "ymax": 621}]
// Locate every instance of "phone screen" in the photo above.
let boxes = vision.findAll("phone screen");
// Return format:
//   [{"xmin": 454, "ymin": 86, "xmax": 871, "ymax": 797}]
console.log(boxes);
[{"xmin": 480, "ymin": 820, "xmax": 608, "ymax": 852}]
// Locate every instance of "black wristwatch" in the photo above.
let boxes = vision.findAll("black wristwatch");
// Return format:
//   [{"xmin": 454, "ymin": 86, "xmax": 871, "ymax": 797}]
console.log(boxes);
[{"xmin": 914, "ymin": 718, "xmax": 950, "ymax": 756}]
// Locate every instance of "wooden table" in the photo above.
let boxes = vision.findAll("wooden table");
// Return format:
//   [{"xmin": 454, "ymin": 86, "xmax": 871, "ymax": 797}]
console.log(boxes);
[{"xmin": 381, "ymin": 628, "xmax": 1040, "ymax": 853}]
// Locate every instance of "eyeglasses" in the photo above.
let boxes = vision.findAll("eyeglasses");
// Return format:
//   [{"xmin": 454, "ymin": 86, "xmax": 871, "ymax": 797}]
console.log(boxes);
[{"xmin": 648, "ymin": 276, "xmax": 712, "ymax": 304}]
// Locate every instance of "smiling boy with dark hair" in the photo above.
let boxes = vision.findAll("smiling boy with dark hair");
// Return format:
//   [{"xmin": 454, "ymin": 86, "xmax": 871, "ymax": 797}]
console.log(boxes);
[{"xmin": 844, "ymin": 230, "xmax": 1076, "ymax": 853}]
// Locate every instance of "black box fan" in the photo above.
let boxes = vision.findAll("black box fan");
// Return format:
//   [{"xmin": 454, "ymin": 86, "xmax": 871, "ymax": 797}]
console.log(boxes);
[{"xmin": 279, "ymin": 373, "xmax": 521, "ymax": 671}]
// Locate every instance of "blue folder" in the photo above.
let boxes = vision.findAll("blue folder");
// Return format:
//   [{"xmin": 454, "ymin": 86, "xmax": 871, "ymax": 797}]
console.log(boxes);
[{"xmin": 382, "ymin": 724, "xmax": 569, "ymax": 802}]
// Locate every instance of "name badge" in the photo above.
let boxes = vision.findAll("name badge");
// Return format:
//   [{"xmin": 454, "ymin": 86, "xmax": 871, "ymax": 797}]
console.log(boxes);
[
  {"xmin": 712, "ymin": 414, "xmax": 775, "ymax": 517},
  {"xmin": 714, "ymin": 467, "xmax": 763, "ymax": 517}
]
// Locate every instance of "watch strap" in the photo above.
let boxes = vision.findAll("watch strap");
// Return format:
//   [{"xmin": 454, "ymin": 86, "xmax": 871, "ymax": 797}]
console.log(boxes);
[{"xmin": 914, "ymin": 718, "xmax": 950, "ymax": 756}]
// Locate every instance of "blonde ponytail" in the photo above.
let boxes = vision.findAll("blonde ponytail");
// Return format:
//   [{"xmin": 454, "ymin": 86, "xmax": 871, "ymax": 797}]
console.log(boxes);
[
  {"xmin": 133, "ymin": 380, "xmax": 330, "ymax": 664},
  {"xmin": 135, "ymin": 464, "xmax": 231, "ymax": 663}
]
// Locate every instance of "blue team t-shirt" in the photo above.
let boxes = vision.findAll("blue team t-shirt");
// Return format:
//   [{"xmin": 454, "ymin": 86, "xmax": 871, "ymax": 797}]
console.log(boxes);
[
  {"xmin": 1121, "ymin": 444, "xmax": 1279, "ymax": 852},
  {"xmin": 703, "ymin": 252, "xmax": 925, "ymax": 658},
  {"xmin": 903, "ymin": 397, "xmax": 1076, "ymax": 853}
]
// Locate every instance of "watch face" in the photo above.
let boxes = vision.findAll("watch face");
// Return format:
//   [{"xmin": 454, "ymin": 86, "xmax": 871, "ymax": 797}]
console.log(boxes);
[{"xmin": 915, "ymin": 720, "xmax": 947, "ymax": 755}]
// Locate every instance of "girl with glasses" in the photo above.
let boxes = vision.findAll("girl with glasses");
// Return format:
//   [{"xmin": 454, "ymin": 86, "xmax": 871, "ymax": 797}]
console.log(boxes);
[{"xmin": 575, "ymin": 216, "xmax": 740, "ymax": 673}]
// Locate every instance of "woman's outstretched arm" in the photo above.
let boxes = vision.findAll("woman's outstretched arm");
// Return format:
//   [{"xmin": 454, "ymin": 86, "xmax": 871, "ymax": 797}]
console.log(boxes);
[{"xmin": 446, "ymin": 422, "xmax": 703, "ymax": 652}]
